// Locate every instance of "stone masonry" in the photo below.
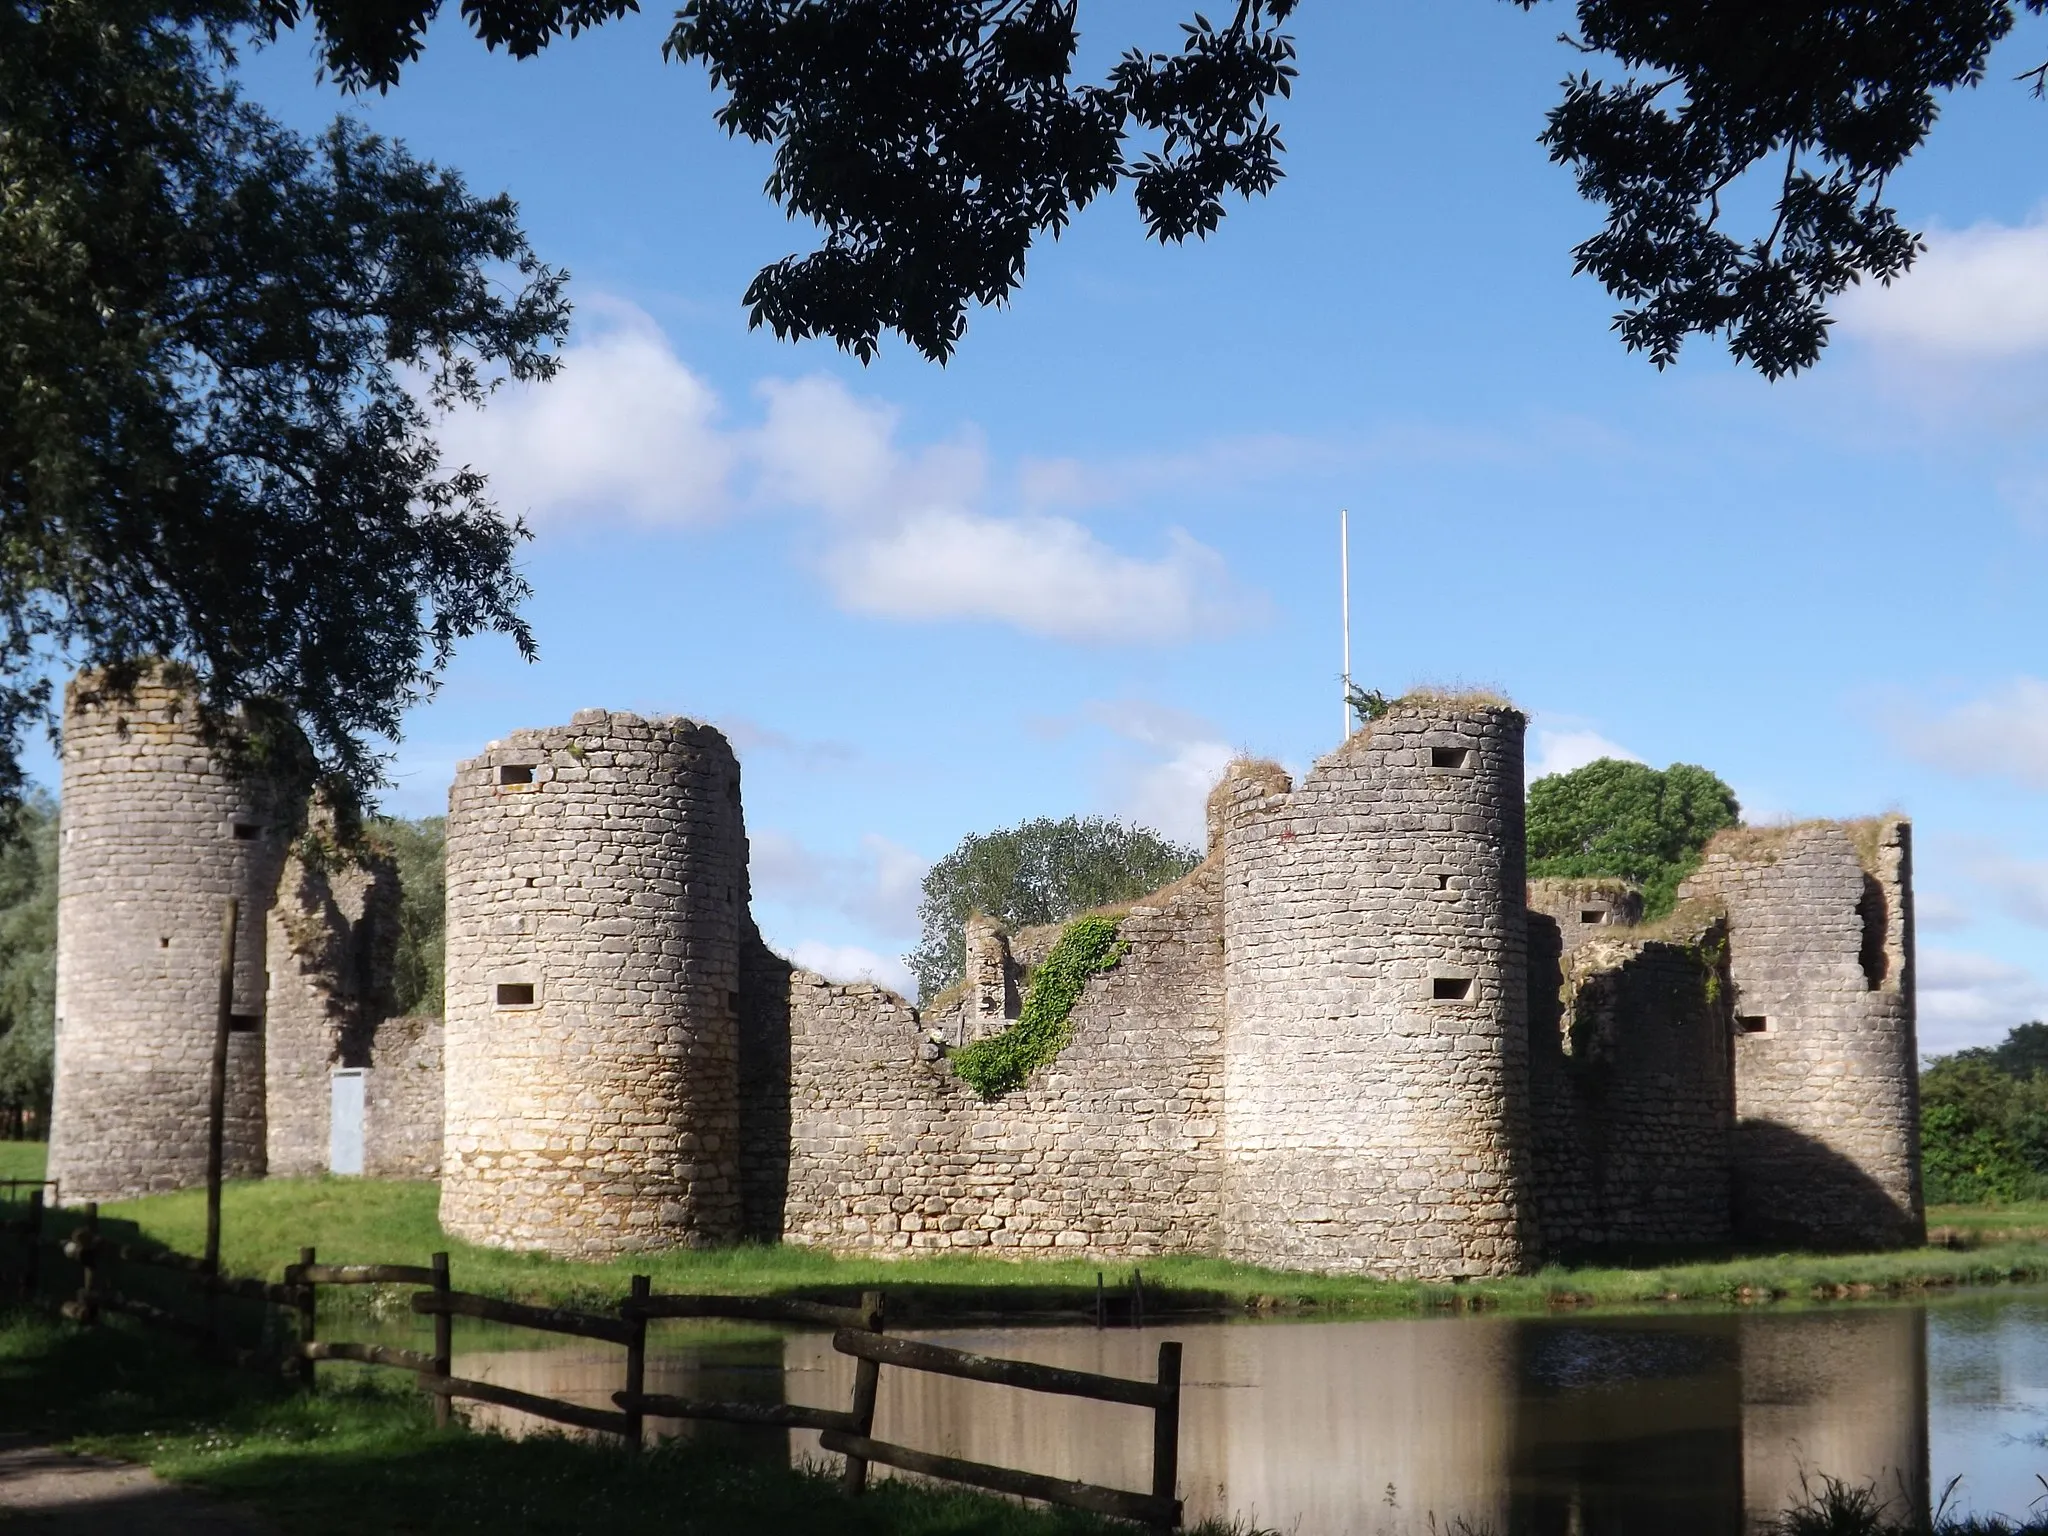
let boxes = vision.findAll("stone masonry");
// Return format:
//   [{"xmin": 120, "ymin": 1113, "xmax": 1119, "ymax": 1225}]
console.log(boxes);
[
  {"xmin": 1682, "ymin": 819, "xmax": 1923, "ymax": 1247},
  {"xmin": 49, "ymin": 669, "xmax": 293, "ymax": 1202},
  {"xmin": 49, "ymin": 678, "xmax": 1927, "ymax": 1278},
  {"xmin": 440, "ymin": 711, "xmax": 747, "ymax": 1256}
]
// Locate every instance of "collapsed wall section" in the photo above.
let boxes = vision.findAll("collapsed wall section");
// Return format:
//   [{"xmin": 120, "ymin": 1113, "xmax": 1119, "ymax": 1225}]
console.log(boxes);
[
  {"xmin": 441, "ymin": 710, "xmax": 746, "ymax": 1256},
  {"xmin": 1526, "ymin": 878, "xmax": 1645, "ymax": 956},
  {"xmin": 264, "ymin": 820, "xmax": 400, "ymax": 1176},
  {"xmin": 364, "ymin": 1013, "xmax": 443, "ymax": 1179},
  {"xmin": 49, "ymin": 669, "xmax": 294, "ymax": 1202},
  {"xmin": 1219, "ymin": 700, "xmax": 1532, "ymax": 1278},
  {"xmin": 1526, "ymin": 903, "xmax": 1735, "ymax": 1255},
  {"xmin": 1683, "ymin": 818, "xmax": 1922, "ymax": 1248},
  {"xmin": 758, "ymin": 862, "xmax": 1226, "ymax": 1255}
]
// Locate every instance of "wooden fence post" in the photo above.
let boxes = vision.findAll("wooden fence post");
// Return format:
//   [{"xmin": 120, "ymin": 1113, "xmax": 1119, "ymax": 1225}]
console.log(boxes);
[
  {"xmin": 429, "ymin": 1252, "xmax": 452, "ymax": 1429},
  {"xmin": 295, "ymin": 1246, "xmax": 318, "ymax": 1388},
  {"xmin": 1150, "ymin": 1341, "xmax": 1182, "ymax": 1532},
  {"xmin": 76, "ymin": 1202, "xmax": 100, "ymax": 1325},
  {"xmin": 1132, "ymin": 1268, "xmax": 1144, "ymax": 1331},
  {"xmin": 21, "ymin": 1188, "xmax": 42, "ymax": 1302},
  {"xmin": 623, "ymin": 1274, "xmax": 649, "ymax": 1451},
  {"xmin": 840, "ymin": 1290, "xmax": 885, "ymax": 1497}
]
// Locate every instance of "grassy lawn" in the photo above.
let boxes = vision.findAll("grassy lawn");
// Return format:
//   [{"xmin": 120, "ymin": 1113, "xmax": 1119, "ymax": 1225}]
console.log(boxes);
[
  {"xmin": 0, "ymin": 1305, "xmax": 1218, "ymax": 1536},
  {"xmin": 5, "ymin": 1165, "xmax": 2045, "ymax": 1319},
  {"xmin": 0, "ymin": 1137, "xmax": 46, "ymax": 1183}
]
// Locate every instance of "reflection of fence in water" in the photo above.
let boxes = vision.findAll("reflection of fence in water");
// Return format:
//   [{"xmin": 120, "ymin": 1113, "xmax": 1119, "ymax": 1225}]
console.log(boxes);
[{"xmin": 787, "ymin": 1318, "xmax": 1515, "ymax": 1536}]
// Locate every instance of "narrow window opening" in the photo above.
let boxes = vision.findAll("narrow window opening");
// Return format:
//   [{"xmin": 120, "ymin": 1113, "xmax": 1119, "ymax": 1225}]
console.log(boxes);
[
  {"xmin": 158, "ymin": 936, "xmax": 170, "ymax": 949},
  {"xmin": 498, "ymin": 764, "xmax": 535, "ymax": 786},
  {"xmin": 1580, "ymin": 909, "xmax": 1606, "ymax": 925},
  {"xmin": 495, "ymin": 982, "xmax": 535, "ymax": 1007},
  {"xmin": 228, "ymin": 1013, "xmax": 261, "ymax": 1033},
  {"xmin": 1433, "ymin": 976, "xmax": 1473, "ymax": 1001},
  {"xmin": 1856, "ymin": 873, "xmax": 1888, "ymax": 991},
  {"xmin": 231, "ymin": 822, "xmax": 259, "ymax": 840},
  {"xmin": 1434, "ymin": 873, "xmax": 1451, "ymax": 891},
  {"xmin": 1430, "ymin": 747, "xmax": 1473, "ymax": 770},
  {"xmin": 1737, "ymin": 1015, "xmax": 1769, "ymax": 1035}
]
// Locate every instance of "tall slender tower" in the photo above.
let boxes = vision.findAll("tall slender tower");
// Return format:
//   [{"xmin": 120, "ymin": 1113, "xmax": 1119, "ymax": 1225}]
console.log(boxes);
[
  {"xmin": 440, "ymin": 709, "xmax": 747, "ymax": 1256},
  {"xmin": 1219, "ymin": 696, "xmax": 1532, "ymax": 1277},
  {"xmin": 48, "ymin": 669, "xmax": 292, "ymax": 1201}
]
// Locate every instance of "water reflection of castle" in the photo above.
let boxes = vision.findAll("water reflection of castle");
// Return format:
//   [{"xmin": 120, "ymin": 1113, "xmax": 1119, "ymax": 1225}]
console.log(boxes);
[{"xmin": 456, "ymin": 1309, "xmax": 1927, "ymax": 1536}]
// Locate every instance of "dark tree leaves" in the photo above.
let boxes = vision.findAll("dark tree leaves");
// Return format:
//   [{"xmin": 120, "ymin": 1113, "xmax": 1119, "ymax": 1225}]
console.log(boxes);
[
  {"xmin": 249, "ymin": 0, "xmax": 1299, "ymax": 363},
  {"xmin": 1514, "ymin": 1, "xmax": 2048, "ymax": 376},
  {"xmin": 667, "ymin": 0, "xmax": 1299, "ymax": 361},
  {"xmin": 1, "ymin": 0, "xmax": 568, "ymax": 799}
]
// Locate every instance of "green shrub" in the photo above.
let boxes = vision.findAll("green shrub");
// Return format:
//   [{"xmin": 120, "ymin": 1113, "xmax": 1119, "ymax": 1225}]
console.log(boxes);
[
  {"xmin": 1527, "ymin": 758, "xmax": 1740, "ymax": 919},
  {"xmin": 950, "ymin": 916, "xmax": 1126, "ymax": 1100},
  {"xmin": 1921, "ymin": 1034, "xmax": 2048, "ymax": 1204}
]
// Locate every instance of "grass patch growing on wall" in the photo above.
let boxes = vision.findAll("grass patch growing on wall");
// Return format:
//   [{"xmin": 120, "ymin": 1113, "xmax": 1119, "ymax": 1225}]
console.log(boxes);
[{"xmin": 35, "ymin": 1176, "xmax": 2048, "ymax": 1321}]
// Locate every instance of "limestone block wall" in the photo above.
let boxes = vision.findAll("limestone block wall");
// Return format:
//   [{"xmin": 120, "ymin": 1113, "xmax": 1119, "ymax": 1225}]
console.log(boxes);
[
  {"xmin": 1219, "ymin": 700, "xmax": 1532, "ymax": 1278},
  {"xmin": 1683, "ymin": 819, "xmax": 1922, "ymax": 1248},
  {"xmin": 264, "ymin": 830, "xmax": 400, "ymax": 1176},
  {"xmin": 1526, "ymin": 905, "xmax": 1735, "ymax": 1255},
  {"xmin": 1526, "ymin": 878, "xmax": 1644, "ymax": 956},
  {"xmin": 761, "ymin": 862, "xmax": 1227, "ymax": 1256},
  {"xmin": 365, "ymin": 1014, "xmax": 443, "ymax": 1179},
  {"xmin": 441, "ymin": 710, "xmax": 747, "ymax": 1256},
  {"xmin": 49, "ymin": 670, "xmax": 293, "ymax": 1202}
]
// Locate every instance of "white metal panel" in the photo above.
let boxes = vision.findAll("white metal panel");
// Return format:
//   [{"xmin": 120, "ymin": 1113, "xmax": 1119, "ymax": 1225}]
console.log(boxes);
[{"xmin": 329, "ymin": 1069, "xmax": 366, "ymax": 1176}]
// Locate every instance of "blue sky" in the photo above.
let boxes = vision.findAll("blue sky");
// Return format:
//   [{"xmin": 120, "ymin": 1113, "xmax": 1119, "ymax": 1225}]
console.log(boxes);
[{"xmin": 119, "ymin": 2, "xmax": 2048, "ymax": 1044}]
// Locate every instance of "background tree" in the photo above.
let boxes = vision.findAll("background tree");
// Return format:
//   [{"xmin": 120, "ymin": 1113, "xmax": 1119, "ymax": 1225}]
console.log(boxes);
[
  {"xmin": 254, "ymin": 0, "xmax": 1300, "ymax": 363},
  {"xmin": 1516, "ymin": 0, "xmax": 2048, "ymax": 376},
  {"xmin": 1, "ymin": 0, "xmax": 567, "ymax": 802},
  {"xmin": 1526, "ymin": 757, "xmax": 1740, "ymax": 918},
  {"xmin": 372, "ymin": 815, "xmax": 446, "ymax": 1016},
  {"xmin": 1919, "ymin": 1023, "xmax": 2048, "ymax": 1203},
  {"xmin": 0, "ymin": 796, "xmax": 57, "ymax": 1138},
  {"xmin": 907, "ymin": 814, "xmax": 1200, "ymax": 1003}
]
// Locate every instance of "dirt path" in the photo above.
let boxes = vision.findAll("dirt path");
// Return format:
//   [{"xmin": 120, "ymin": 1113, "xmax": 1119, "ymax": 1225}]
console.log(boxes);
[{"xmin": 0, "ymin": 1438, "xmax": 272, "ymax": 1533}]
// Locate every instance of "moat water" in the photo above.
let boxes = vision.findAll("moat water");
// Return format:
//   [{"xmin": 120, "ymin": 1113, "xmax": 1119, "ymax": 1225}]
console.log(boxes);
[{"xmin": 434, "ymin": 1289, "xmax": 2048, "ymax": 1535}]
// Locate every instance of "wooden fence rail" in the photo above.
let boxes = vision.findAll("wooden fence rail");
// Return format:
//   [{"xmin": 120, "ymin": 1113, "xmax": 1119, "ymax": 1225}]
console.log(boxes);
[{"xmin": 1, "ymin": 1221, "xmax": 1184, "ymax": 1528}]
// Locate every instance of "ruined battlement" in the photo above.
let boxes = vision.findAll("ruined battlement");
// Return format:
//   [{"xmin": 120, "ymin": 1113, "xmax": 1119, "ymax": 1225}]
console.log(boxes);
[{"xmin": 47, "ymin": 678, "xmax": 1924, "ymax": 1277}]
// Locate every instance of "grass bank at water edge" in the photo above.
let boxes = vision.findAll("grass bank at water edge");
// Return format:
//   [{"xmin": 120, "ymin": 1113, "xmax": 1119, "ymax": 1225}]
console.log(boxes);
[{"xmin": 7, "ymin": 1158, "xmax": 2048, "ymax": 1319}]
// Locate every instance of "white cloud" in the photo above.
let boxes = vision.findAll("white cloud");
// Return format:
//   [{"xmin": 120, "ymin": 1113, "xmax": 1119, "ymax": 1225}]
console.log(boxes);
[
  {"xmin": 1919, "ymin": 947, "xmax": 2048, "ymax": 1057},
  {"xmin": 1838, "ymin": 215, "xmax": 2048, "ymax": 358},
  {"xmin": 1527, "ymin": 727, "xmax": 1642, "ymax": 782},
  {"xmin": 1085, "ymin": 700, "xmax": 1237, "ymax": 847},
  {"xmin": 824, "ymin": 512, "xmax": 1241, "ymax": 645},
  {"xmin": 748, "ymin": 830, "xmax": 926, "ymax": 937},
  {"xmin": 1887, "ymin": 677, "xmax": 2048, "ymax": 791},
  {"xmin": 434, "ymin": 300, "xmax": 731, "ymax": 526},
  {"xmin": 1940, "ymin": 840, "xmax": 2048, "ymax": 931},
  {"xmin": 786, "ymin": 941, "xmax": 914, "ymax": 996},
  {"xmin": 434, "ymin": 298, "xmax": 1248, "ymax": 645}
]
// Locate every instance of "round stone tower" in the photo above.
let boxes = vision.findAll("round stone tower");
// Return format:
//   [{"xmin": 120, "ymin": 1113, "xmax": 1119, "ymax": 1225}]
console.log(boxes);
[
  {"xmin": 48, "ymin": 668, "xmax": 294, "ymax": 1201},
  {"xmin": 440, "ymin": 709, "xmax": 747, "ymax": 1256},
  {"xmin": 1219, "ymin": 696, "xmax": 1532, "ymax": 1278}
]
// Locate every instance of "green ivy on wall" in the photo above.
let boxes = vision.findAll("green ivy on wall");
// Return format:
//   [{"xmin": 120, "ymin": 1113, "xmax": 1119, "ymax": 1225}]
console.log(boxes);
[{"xmin": 949, "ymin": 915, "xmax": 1126, "ymax": 1101}]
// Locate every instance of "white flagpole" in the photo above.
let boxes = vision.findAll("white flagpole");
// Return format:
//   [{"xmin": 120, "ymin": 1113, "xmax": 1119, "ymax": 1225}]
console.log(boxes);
[{"xmin": 1340, "ymin": 508, "xmax": 1352, "ymax": 741}]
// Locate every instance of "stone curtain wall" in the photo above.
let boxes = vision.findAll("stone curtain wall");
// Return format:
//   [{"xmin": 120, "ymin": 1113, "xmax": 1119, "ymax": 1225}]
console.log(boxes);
[
  {"xmin": 765, "ymin": 862, "xmax": 1227, "ymax": 1256},
  {"xmin": 1525, "ymin": 878, "xmax": 1645, "ymax": 957},
  {"xmin": 1218, "ymin": 702, "xmax": 1532, "ymax": 1279},
  {"xmin": 264, "ymin": 829, "xmax": 400, "ymax": 1176},
  {"xmin": 441, "ymin": 711, "xmax": 747, "ymax": 1256},
  {"xmin": 1684, "ymin": 819, "xmax": 1923, "ymax": 1247},
  {"xmin": 365, "ymin": 1014, "xmax": 443, "ymax": 1178},
  {"xmin": 49, "ymin": 669, "xmax": 292, "ymax": 1202},
  {"xmin": 1526, "ymin": 907, "xmax": 1736, "ymax": 1255}
]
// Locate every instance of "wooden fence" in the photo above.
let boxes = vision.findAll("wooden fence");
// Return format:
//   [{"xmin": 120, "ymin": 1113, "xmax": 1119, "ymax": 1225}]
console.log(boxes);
[{"xmin": 0, "ymin": 1203, "xmax": 1184, "ymax": 1530}]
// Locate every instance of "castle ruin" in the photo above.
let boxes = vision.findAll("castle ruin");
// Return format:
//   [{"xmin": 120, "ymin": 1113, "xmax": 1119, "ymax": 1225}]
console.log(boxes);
[{"xmin": 47, "ymin": 680, "xmax": 1922, "ymax": 1276}]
